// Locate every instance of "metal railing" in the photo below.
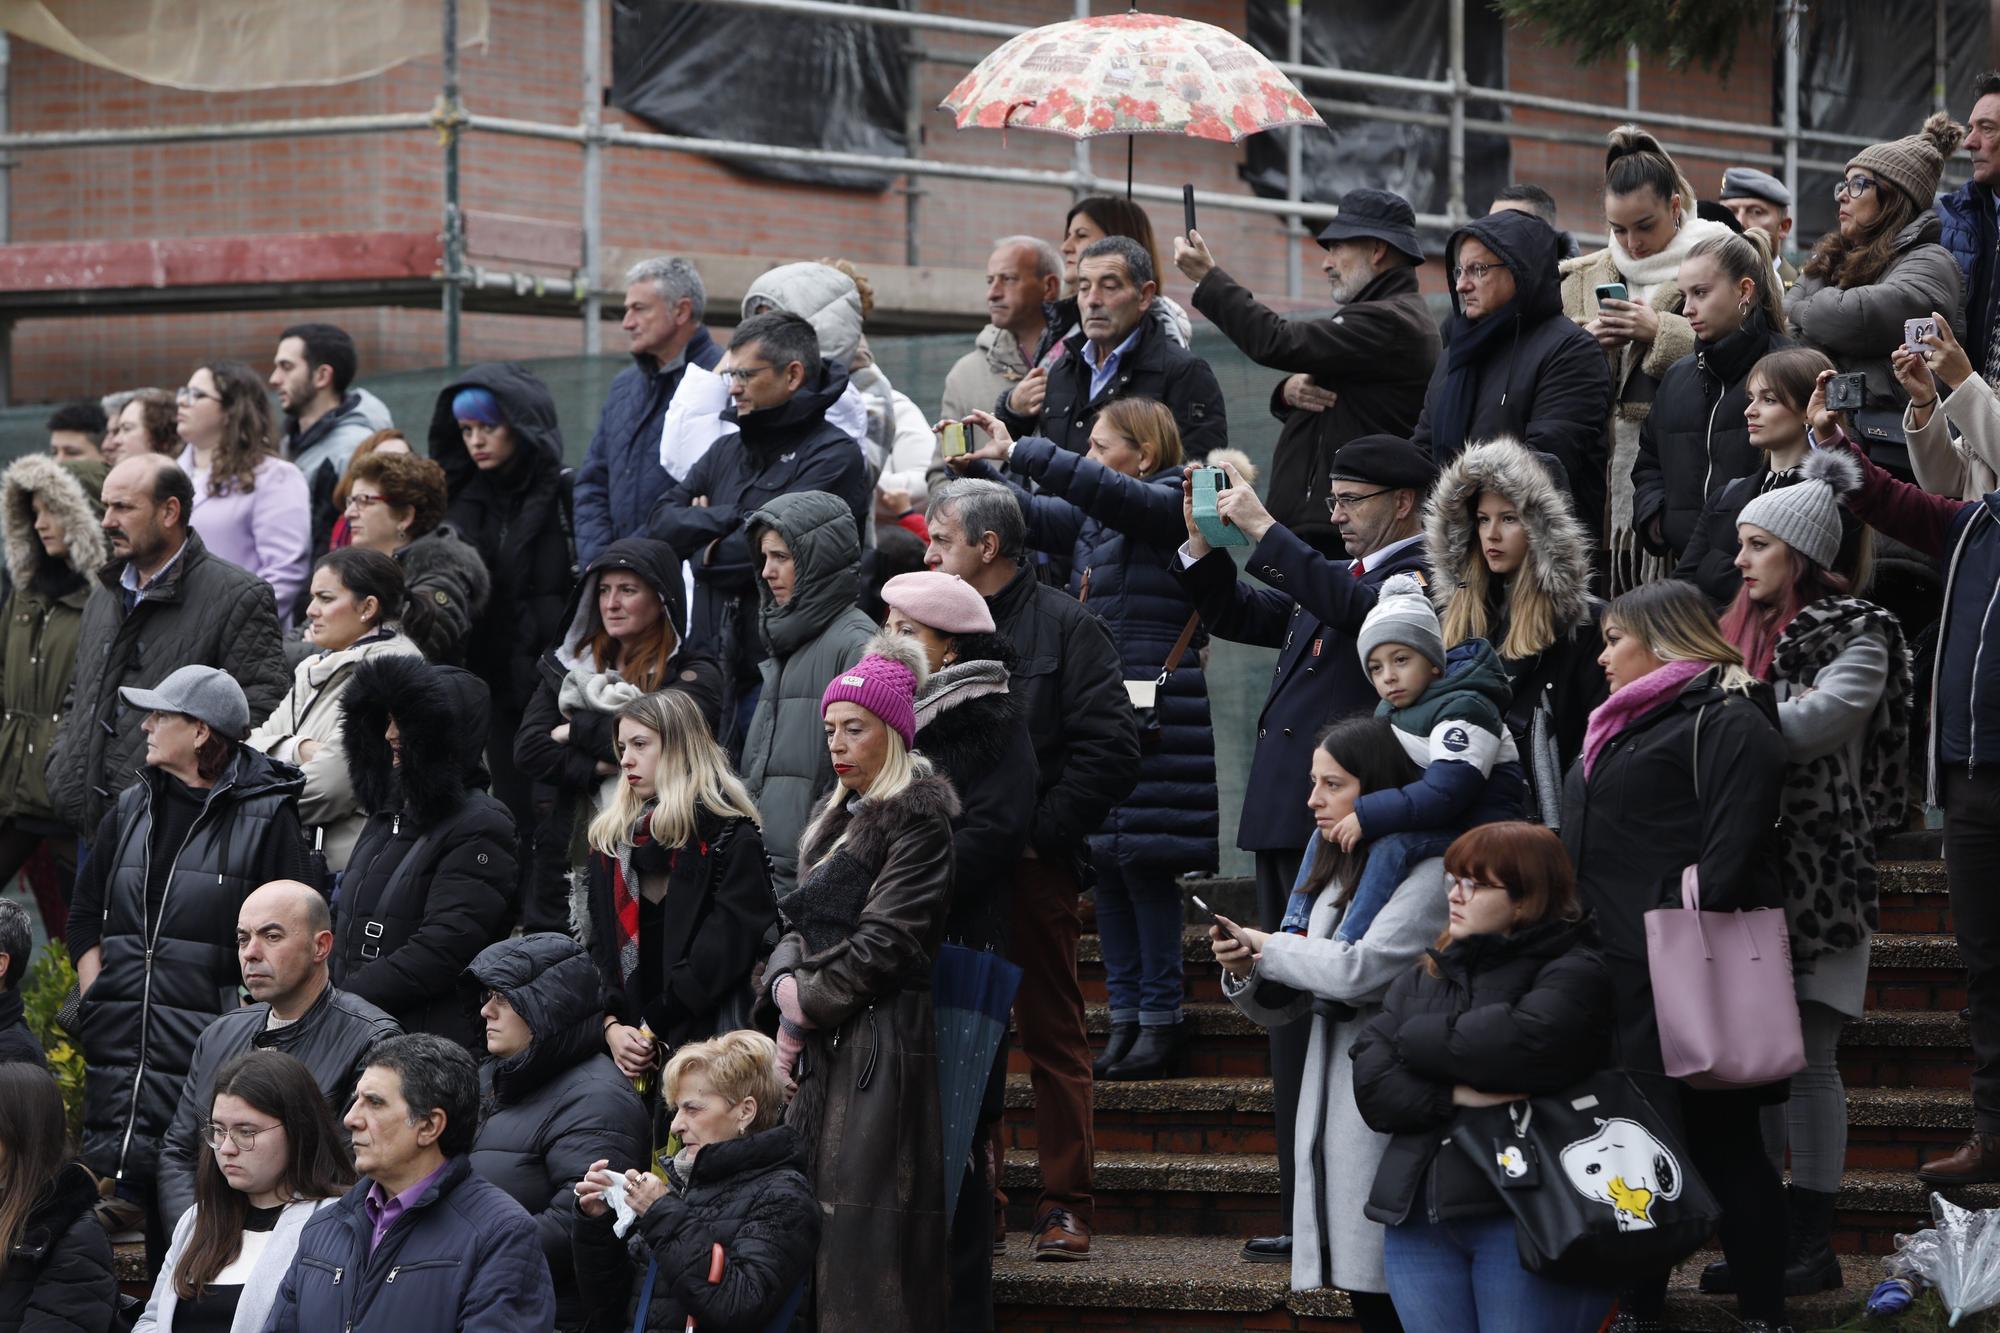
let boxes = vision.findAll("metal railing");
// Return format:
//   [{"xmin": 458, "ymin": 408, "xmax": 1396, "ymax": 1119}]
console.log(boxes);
[{"xmin": 0, "ymin": 0, "xmax": 1952, "ymax": 365}]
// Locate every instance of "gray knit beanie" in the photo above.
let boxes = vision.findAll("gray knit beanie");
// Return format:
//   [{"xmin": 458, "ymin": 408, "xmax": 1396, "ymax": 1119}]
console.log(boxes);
[
  {"xmin": 1735, "ymin": 449, "xmax": 1862, "ymax": 569},
  {"xmin": 1848, "ymin": 112, "xmax": 1967, "ymax": 210},
  {"xmin": 1357, "ymin": 572, "xmax": 1446, "ymax": 672}
]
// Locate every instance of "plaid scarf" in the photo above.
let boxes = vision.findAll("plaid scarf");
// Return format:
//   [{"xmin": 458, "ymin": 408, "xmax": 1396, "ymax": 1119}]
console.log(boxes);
[{"xmin": 608, "ymin": 813, "xmax": 699, "ymax": 1003}]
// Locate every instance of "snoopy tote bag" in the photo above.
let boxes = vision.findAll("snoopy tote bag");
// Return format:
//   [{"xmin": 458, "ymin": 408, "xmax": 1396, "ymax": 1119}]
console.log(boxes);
[{"xmin": 1448, "ymin": 1071, "xmax": 1721, "ymax": 1284}]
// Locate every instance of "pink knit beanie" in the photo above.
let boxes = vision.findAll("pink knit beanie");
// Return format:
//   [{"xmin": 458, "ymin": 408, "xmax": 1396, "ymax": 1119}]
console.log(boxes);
[
  {"xmin": 821, "ymin": 635, "xmax": 927, "ymax": 747},
  {"xmin": 880, "ymin": 570, "xmax": 995, "ymax": 635}
]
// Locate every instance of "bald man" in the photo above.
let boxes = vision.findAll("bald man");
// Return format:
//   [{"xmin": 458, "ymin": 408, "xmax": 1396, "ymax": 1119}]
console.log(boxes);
[{"xmin": 156, "ymin": 881, "xmax": 400, "ymax": 1226}]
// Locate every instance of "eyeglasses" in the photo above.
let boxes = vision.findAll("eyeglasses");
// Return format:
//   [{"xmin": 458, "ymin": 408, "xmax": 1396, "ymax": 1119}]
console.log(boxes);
[
  {"xmin": 205, "ymin": 1121, "xmax": 281, "ymax": 1151},
  {"xmin": 1445, "ymin": 874, "xmax": 1510, "ymax": 902},
  {"xmin": 717, "ymin": 364, "xmax": 775, "ymax": 385},
  {"xmin": 1833, "ymin": 175, "xmax": 1879, "ymax": 202},
  {"xmin": 175, "ymin": 386, "xmax": 217, "ymax": 405},
  {"xmin": 345, "ymin": 492, "xmax": 386, "ymax": 513},
  {"xmin": 1450, "ymin": 262, "xmax": 1508, "ymax": 283},
  {"xmin": 1327, "ymin": 487, "xmax": 1391, "ymax": 516}
]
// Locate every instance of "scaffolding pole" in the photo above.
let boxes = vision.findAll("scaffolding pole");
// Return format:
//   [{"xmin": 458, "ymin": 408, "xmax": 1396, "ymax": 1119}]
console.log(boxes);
[
  {"xmin": 1284, "ymin": 0, "xmax": 1304, "ymax": 300},
  {"xmin": 581, "ymin": 0, "xmax": 604, "ymax": 354},
  {"xmin": 441, "ymin": 0, "xmax": 465, "ymax": 369}
]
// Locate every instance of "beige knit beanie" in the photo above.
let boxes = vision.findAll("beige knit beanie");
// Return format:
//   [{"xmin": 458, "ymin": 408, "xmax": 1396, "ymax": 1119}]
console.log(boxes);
[{"xmin": 1848, "ymin": 112, "xmax": 1968, "ymax": 208}]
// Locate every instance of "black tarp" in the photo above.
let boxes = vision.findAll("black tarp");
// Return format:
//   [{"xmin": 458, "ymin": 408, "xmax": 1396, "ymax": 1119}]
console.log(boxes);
[
  {"xmin": 610, "ymin": 0, "xmax": 912, "ymax": 191},
  {"xmin": 1792, "ymin": 0, "xmax": 1990, "ymax": 238},
  {"xmin": 1239, "ymin": 0, "xmax": 1510, "ymax": 241}
]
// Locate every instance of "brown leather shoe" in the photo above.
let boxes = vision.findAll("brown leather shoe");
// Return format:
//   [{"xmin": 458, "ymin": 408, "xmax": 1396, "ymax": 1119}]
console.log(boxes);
[
  {"xmin": 1919, "ymin": 1134, "xmax": 2000, "ymax": 1185},
  {"xmin": 1032, "ymin": 1207, "xmax": 1092, "ymax": 1261}
]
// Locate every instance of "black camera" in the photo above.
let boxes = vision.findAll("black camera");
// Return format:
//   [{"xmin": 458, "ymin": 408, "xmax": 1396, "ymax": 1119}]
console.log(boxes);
[{"xmin": 1825, "ymin": 372, "xmax": 1868, "ymax": 413}]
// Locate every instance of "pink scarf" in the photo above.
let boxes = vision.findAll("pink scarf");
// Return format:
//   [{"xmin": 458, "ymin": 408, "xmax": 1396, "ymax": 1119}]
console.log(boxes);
[{"xmin": 1580, "ymin": 659, "xmax": 1708, "ymax": 778}]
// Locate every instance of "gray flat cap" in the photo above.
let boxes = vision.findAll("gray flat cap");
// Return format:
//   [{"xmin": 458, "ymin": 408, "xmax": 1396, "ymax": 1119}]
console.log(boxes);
[
  {"xmin": 1720, "ymin": 166, "xmax": 1793, "ymax": 208},
  {"xmin": 119, "ymin": 664, "xmax": 250, "ymax": 741}
]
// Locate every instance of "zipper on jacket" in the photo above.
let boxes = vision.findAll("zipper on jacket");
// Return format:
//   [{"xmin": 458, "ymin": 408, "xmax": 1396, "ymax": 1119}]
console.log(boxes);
[
  {"xmin": 1699, "ymin": 357, "xmax": 1726, "ymax": 499},
  {"xmin": 115, "ymin": 773, "xmax": 238, "ymax": 1178}
]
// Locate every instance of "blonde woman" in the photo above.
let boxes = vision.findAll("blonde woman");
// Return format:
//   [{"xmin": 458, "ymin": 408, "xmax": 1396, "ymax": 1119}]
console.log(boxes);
[
  {"xmin": 580, "ymin": 689, "xmax": 773, "ymax": 1086},
  {"xmin": 757, "ymin": 636, "xmax": 954, "ymax": 1332},
  {"xmin": 1558, "ymin": 578, "xmax": 1791, "ymax": 1329},
  {"xmin": 1424, "ymin": 437, "xmax": 1604, "ymax": 824},
  {"xmin": 573, "ymin": 1031, "xmax": 821, "ymax": 1333}
]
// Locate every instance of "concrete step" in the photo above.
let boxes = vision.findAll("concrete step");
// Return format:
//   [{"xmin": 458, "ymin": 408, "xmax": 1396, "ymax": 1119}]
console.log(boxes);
[
  {"xmin": 1003, "ymin": 1073, "xmax": 1279, "ymax": 1156},
  {"xmin": 992, "ymin": 1235, "xmax": 1880, "ymax": 1331}
]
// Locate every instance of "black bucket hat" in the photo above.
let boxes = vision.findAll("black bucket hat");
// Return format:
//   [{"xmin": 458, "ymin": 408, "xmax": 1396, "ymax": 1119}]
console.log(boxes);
[{"xmin": 1316, "ymin": 188, "xmax": 1426, "ymax": 265}]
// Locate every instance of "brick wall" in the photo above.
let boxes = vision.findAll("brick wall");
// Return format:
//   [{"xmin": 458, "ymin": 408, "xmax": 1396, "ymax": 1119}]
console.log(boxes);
[{"xmin": 5, "ymin": 1, "xmax": 1784, "ymax": 404}]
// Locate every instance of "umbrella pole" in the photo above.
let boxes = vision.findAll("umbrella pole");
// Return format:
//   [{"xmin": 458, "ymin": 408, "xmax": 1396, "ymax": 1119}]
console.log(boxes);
[{"xmin": 1126, "ymin": 134, "xmax": 1133, "ymax": 198}]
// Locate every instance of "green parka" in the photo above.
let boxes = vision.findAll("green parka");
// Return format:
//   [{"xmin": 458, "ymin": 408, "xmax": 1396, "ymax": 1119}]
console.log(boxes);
[{"xmin": 0, "ymin": 455, "xmax": 105, "ymax": 826}]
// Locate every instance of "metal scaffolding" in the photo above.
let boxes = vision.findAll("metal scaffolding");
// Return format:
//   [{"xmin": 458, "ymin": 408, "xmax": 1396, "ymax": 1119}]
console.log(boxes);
[{"xmin": 0, "ymin": 0, "xmax": 1959, "ymax": 369}]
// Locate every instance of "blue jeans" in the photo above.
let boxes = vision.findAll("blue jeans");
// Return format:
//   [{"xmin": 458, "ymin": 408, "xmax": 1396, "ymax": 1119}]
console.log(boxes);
[
  {"xmin": 1091, "ymin": 856, "xmax": 1184, "ymax": 1024},
  {"xmin": 1279, "ymin": 829, "xmax": 1456, "ymax": 939},
  {"xmin": 1382, "ymin": 1215, "xmax": 1614, "ymax": 1333}
]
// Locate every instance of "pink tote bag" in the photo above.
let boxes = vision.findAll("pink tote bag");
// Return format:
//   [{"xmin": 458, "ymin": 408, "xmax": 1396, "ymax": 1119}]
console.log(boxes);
[{"xmin": 1644, "ymin": 864, "xmax": 1806, "ymax": 1089}]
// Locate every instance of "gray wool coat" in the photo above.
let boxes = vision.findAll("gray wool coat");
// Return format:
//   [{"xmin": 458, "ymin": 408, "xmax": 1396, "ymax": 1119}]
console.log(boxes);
[
  {"xmin": 1223, "ymin": 856, "xmax": 1449, "ymax": 1296},
  {"xmin": 1788, "ymin": 211, "xmax": 1964, "ymax": 413}
]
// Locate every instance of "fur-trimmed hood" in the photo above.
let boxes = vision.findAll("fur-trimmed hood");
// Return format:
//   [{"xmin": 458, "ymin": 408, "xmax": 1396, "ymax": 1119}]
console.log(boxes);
[
  {"xmin": 1, "ymin": 453, "xmax": 106, "ymax": 589},
  {"xmin": 798, "ymin": 767, "xmax": 962, "ymax": 877},
  {"xmin": 339, "ymin": 654, "xmax": 493, "ymax": 826},
  {"xmin": 1423, "ymin": 437, "xmax": 1597, "ymax": 635}
]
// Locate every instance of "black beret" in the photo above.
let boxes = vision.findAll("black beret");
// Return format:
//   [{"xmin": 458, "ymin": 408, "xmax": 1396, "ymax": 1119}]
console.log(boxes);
[{"xmin": 1329, "ymin": 435, "xmax": 1438, "ymax": 490}]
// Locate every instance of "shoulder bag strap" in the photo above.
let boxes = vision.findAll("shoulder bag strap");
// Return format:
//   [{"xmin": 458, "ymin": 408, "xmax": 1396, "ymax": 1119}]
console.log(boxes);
[{"xmin": 1158, "ymin": 611, "xmax": 1202, "ymax": 682}]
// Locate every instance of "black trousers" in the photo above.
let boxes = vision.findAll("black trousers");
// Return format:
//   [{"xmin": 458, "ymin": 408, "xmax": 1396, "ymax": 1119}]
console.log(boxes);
[
  {"xmin": 1625, "ymin": 1083, "xmax": 1788, "ymax": 1324},
  {"xmin": 1946, "ymin": 766, "xmax": 2000, "ymax": 1134},
  {"xmin": 1254, "ymin": 846, "xmax": 1307, "ymax": 1232}
]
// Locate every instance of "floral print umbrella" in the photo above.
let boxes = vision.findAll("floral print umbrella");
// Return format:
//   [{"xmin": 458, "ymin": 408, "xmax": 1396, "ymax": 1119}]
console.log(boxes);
[{"xmin": 940, "ymin": 11, "xmax": 1324, "ymax": 147}]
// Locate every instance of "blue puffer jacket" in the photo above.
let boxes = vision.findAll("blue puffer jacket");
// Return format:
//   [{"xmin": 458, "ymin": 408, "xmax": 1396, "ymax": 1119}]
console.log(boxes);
[
  {"xmin": 575, "ymin": 329, "xmax": 723, "ymax": 564},
  {"xmin": 1937, "ymin": 182, "xmax": 1998, "ymax": 369},
  {"xmin": 983, "ymin": 436, "xmax": 1219, "ymax": 874},
  {"xmin": 265, "ymin": 1155, "xmax": 554, "ymax": 1333}
]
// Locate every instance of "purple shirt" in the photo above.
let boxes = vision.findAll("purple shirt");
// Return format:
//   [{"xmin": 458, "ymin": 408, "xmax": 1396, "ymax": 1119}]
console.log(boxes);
[
  {"xmin": 177, "ymin": 447, "xmax": 312, "ymax": 623},
  {"xmin": 363, "ymin": 1159, "xmax": 451, "ymax": 1254}
]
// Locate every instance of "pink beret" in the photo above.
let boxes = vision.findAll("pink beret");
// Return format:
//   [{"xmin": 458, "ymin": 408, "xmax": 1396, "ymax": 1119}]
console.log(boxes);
[{"xmin": 879, "ymin": 571, "xmax": 995, "ymax": 635}]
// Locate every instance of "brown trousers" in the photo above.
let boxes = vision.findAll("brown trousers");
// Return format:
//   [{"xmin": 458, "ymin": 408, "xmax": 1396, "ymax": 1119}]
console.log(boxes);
[{"xmin": 1011, "ymin": 855, "xmax": 1094, "ymax": 1224}]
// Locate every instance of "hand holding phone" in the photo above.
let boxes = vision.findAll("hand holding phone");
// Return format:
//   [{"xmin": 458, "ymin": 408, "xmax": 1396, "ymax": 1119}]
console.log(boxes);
[
  {"xmin": 1593, "ymin": 282, "xmax": 1629, "ymax": 306},
  {"xmin": 1904, "ymin": 315, "xmax": 1939, "ymax": 356},
  {"xmin": 1183, "ymin": 183, "xmax": 1198, "ymax": 238},
  {"xmin": 1190, "ymin": 467, "xmax": 1247, "ymax": 547}
]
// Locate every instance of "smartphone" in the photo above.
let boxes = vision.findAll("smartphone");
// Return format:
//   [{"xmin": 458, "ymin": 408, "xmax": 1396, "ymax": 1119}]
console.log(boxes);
[
  {"xmin": 1593, "ymin": 282, "xmax": 1629, "ymax": 306},
  {"xmin": 1825, "ymin": 371, "xmax": 1868, "ymax": 413},
  {"xmin": 1190, "ymin": 465, "xmax": 1247, "ymax": 547},
  {"xmin": 938, "ymin": 420, "xmax": 968, "ymax": 458},
  {"xmin": 1191, "ymin": 893, "xmax": 1249, "ymax": 947},
  {"xmin": 1904, "ymin": 316, "xmax": 1939, "ymax": 354},
  {"xmin": 1183, "ymin": 183, "xmax": 1197, "ymax": 238}
]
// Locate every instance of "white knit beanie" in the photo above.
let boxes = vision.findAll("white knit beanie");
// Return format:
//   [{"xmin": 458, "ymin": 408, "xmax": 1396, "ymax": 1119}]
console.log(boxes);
[
  {"xmin": 1735, "ymin": 449, "xmax": 1862, "ymax": 569},
  {"xmin": 1357, "ymin": 573, "xmax": 1445, "ymax": 671}
]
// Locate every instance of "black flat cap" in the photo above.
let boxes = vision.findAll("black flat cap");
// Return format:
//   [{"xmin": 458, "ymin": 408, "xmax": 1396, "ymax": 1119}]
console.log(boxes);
[{"xmin": 1330, "ymin": 434, "xmax": 1439, "ymax": 490}]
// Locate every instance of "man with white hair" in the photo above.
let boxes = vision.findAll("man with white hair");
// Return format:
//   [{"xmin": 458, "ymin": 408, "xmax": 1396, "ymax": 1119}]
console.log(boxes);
[
  {"xmin": 936, "ymin": 236, "xmax": 1063, "ymax": 475},
  {"xmin": 574, "ymin": 256, "xmax": 721, "ymax": 563}
]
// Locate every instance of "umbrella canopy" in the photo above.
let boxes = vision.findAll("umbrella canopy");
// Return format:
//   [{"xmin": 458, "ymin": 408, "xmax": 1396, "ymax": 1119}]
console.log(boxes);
[
  {"xmin": 940, "ymin": 11, "xmax": 1323, "ymax": 144},
  {"xmin": 933, "ymin": 942, "xmax": 1022, "ymax": 1221}
]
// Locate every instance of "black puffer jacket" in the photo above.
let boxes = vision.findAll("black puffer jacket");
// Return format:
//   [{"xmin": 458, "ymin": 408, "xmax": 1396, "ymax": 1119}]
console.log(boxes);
[
  {"xmin": 1561, "ymin": 667, "xmax": 1786, "ymax": 1079},
  {"xmin": 577, "ymin": 807, "xmax": 774, "ymax": 1053},
  {"xmin": 331, "ymin": 656, "xmax": 517, "ymax": 1049},
  {"xmin": 427, "ymin": 363, "xmax": 576, "ymax": 719},
  {"xmin": 468, "ymin": 933, "xmax": 650, "ymax": 1331},
  {"xmin": 573, "ymin": 1125, "xmax": 820, "ymax": 1333},
  {"xmin": 1352, "ymin": 917, "xmax": 1613, "ymax": 1225},
  {"xmin": 0, "ymin": 1162, "xmax": 116, "ymax": 1333},
  {"xmin": 985, "ymin": 562, "xmax": 1141, "ymax": 871},
  {"xmin": 1632, "ymin": 310, "xmax": 1795, "ymax": 559},
  {"xmin": 911, "ymin": 636, "xmax": 1038, "ymax": 954},
  {"xmin": 647, "ymin": 359, "xmax": 872, "ymax": 690},
  {"xmin": 514, "ymin": 537, "xmax": 724, "ymax": 933},
  {"xmin": 394, "ymin": 522, "xmax": 491, "ymax": 666},
  {"xmin": 69, "ymin": 747, "xmax": 306, "ymax": 1180}
]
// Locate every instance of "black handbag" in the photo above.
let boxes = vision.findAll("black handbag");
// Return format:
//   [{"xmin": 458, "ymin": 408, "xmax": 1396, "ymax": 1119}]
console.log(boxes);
[{"xmin": 1447, "ymin": 1071, "xmax": 1720, "ymax": 1285}]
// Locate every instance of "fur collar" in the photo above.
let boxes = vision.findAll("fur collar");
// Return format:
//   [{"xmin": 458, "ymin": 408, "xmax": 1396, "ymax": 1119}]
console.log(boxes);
[
  {"xmin": 1, "ymin": 454, "xmax": 105, "ymax": 591},
  {"xmin": 338, "ymin": 655, "xmax": 492, "ymax": 825},
  {"xmin": 915, "ymin": 680, "xmax": 1022, "ymax": 770},
  {"xmin": 799, "ymin": 769, "xmax": 961, "ymax": 874},
  {"xmin": 1423, "ymin": 437, "xmax": 1597, "ymax": 635}
]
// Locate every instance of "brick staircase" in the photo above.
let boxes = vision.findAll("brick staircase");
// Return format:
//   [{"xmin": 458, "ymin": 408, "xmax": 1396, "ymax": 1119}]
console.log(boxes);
[{"xmin": 994, "ymin": 836, "xmax": 1964, "ymax": 1331}]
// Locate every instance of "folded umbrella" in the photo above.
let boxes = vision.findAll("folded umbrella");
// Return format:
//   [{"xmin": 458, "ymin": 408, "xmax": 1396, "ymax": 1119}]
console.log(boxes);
[{"xmin": 933, "ymin": 942, "xmax": 1022, "ymax": 1221}]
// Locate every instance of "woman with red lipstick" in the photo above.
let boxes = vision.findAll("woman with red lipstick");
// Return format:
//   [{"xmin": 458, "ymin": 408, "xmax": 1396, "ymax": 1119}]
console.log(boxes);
[
  {"xmin": 758, "ymin": 637, "xmax": 954, "ymax": 1331},
  {"xmin": 1559, "ymin": 579, "xmax": 1790, "ymax": 1329},
  {"xmin": 580, "ymin": 689, "xmax": 771, "ymax": 1089},
  {"xmin": 1674, "ymin": 347, "xmax": 1870, "ymax": 604},
  {"xmin": 1712, "ymin": 449, "xmax": 1911, "ymax": 1297},
  {"xmin": 515, "ymin": 538, "xmax": 725, "ymax": 933},
  {"xmin": 1425, "ymin": 438, "xmax": 1605, "ymax": 823},
  {"xmin": 135, "ymin": 1051, "xmax": 351, "ymax": 1333}
]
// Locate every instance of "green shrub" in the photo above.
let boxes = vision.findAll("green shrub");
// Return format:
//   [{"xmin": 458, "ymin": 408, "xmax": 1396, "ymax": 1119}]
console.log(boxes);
[{"xmin": 22, "ymin": 944, "xmax": 85, "ymax": 1145}]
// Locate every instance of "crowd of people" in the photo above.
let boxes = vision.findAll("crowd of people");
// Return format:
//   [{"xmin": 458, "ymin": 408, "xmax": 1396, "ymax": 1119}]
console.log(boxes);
[{"xmin": 8, "ymin": 75, "xmax": 2000, "ymax": 1333}]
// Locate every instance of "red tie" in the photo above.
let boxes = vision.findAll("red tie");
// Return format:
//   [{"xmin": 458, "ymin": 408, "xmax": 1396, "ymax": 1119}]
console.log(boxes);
[{"xmin": 1350, "ymin": 559, "xmax": 1365, "ymax": 577}]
